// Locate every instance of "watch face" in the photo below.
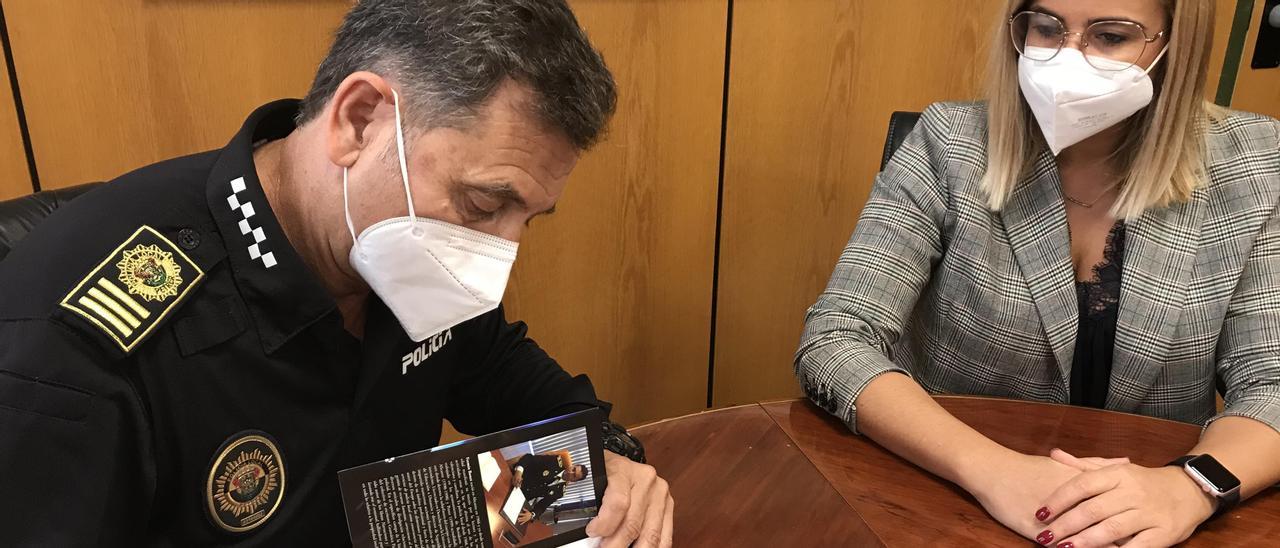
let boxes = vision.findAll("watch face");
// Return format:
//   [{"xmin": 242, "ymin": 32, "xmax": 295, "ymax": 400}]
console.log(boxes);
[{"xmin": 1188, "ymin": 455, "xmax": 1241, "ymax": 493}]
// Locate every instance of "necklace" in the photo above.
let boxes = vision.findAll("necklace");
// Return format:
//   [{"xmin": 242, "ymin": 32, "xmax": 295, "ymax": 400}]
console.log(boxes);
[{"xmin": 1062, "ymin": 181, "xmax": 1120, "ymax": 209}]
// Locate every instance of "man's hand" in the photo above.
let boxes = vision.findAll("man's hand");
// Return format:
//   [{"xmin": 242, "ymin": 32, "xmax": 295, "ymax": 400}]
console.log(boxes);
[
  {"xmin": 585, "ymin": 451, "xmax": 673, "ymax": 548},
  {"xmin": 970, "ymin": 450, "xmax": 1129, "ymax": 542},
  {"xmin": 1035, "ymin": 449, "xmax": 1215, "ymax": 547},
  {"xmin": 517, "ymin": 509, "xmax": 534, "ymax": 525}
]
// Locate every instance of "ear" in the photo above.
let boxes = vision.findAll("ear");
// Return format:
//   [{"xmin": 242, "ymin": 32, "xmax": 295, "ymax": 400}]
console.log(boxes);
[{"xmin": 323, "ymin": 71, "xmax": 396, "ymax": 169}]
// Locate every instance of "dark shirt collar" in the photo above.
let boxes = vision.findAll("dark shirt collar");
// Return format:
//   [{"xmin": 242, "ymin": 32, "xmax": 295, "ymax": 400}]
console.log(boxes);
[{"xmin": 205, "ymin": 99, "xmax": 338, "ymax": 354}]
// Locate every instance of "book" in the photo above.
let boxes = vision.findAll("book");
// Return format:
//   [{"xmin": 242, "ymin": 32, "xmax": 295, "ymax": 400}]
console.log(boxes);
[{"xmin": 339, "ymin": 408, "xmax": 608, "ymax": 548}]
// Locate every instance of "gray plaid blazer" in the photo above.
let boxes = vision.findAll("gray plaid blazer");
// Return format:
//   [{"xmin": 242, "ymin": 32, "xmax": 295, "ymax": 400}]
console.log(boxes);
[{"xmin": 796, "ymin": 102, "xmax": 1280, "ymax": 434}]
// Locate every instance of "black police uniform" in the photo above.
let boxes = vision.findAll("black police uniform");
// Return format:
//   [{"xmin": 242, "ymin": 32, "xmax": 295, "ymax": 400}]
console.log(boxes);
[
  {"xmin": 514, "ymin": 453, "xmax": 571, "ymax": 516},
  {"xmin": 0, "ymin": 100, "xmax": 610, "ymax": 546}
]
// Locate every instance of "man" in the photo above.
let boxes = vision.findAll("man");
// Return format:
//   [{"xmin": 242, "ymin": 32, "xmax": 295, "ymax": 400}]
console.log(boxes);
[
  {"xmin": 511, "ymin": 453, "xmax": 587, "ymax": 524},
  {"xmin": 0, "ymin": 1, "xmax": 672, "ymax": 546}
]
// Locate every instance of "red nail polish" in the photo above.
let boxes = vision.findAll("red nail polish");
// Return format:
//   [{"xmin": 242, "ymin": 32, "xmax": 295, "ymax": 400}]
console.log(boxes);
[
  {"xmin": 1035, "ymin": 506, "xmax": 1050, "ymax": 521},
  {"xmin": 1057, "ymin": 543, "xmax": 1074, "ymax": 548},
  {"xmin": 1036, "ymin": 530, "xmax": 1054, "ymax": 545}
]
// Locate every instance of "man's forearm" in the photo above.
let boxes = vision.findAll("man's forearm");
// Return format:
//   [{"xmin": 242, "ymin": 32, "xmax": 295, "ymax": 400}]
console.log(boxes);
[
  {"xmin": 856, "ymin": 372, "xmax": 1014, "ymax": 492},
  {"xmin": 1191, "ymin": 415, "xmax": 1280, "ymax": 499}
]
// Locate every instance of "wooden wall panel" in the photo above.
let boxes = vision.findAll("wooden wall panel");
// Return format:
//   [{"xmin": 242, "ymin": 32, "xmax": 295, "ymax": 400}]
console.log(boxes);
[
  {"xmin": 504, "ymin": 0, "xmax": 724, "ymax": 426},
  {"xmin": 0, "ymin": 43, "xmax": 29, "ymax": 201},
  {"xmin": 713, "ymin": 0, "xmax": 1004, "ymax": 407},
  {"xmin": 1230, "ymin": 0, "xmax": 1280, "ymax": 118},
  {"xmin": 1, "ymin": 0, "xmax": 351, "ymax": 189}
]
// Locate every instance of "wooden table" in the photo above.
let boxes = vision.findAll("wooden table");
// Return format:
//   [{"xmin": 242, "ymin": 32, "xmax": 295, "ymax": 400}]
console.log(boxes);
[{"xmin": 631, "ymin": 396, "xmax": 1280, "ymax": 546}]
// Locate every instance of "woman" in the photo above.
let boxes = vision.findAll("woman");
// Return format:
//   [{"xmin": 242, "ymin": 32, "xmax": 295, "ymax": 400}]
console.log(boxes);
[{"xmin": 795, "ymin": 0, "xmax": 1280, "ymax": 546}]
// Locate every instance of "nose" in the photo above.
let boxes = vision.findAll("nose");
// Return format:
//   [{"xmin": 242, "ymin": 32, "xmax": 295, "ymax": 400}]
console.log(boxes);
[
  {"xmin": 493, "ymin": 218, "xmax": 525, "ymax": 244},
  {"xmin": 1062, "ymin": 31, "xmax": 1086, "ymax": 51}
]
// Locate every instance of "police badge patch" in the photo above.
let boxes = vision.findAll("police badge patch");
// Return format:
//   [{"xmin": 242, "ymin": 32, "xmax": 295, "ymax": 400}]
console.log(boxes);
[
  {"xmin": 116, "ymin": 244, "xmax": 184, "ymax": 302},
  {"xmin": 59, "ymin": 225, "xmax": 203, "ymax": 353},
  {"xmin": 206, "ymin": 431, "xmax": 286, "ymax": 533}
]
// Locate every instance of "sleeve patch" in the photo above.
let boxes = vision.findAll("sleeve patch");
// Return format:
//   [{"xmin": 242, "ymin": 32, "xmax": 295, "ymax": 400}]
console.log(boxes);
[{"xmin": 59, "ymin": 225, "xmax": 204, "ymax": 353}]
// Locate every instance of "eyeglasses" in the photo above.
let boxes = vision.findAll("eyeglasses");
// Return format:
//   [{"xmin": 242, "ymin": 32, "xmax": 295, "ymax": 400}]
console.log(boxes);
[{"xmin": 1009, "ymin": 11, "xmax": 1165, "ymax": 71}]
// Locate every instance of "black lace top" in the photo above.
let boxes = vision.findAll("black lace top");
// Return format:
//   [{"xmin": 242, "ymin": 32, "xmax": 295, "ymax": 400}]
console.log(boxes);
[{"xmin": 1071, "ymin": 222, "xmax": 1125, "ymax": 409}]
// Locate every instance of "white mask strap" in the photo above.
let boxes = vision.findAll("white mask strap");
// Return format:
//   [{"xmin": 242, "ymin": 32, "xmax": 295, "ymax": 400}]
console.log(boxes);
[
  {"xmin": 343, "ymin": 166, "xmax": 358, "ymax": 249},
  {"xmin": 390, "ymin": 90, "xmax": 418, "ymax": 227},
  {"xmin": 1139, "ymin": 44, "xmax": 1171, "ymax": 78},
  {"xmin": 342, "ymin": 89, "xmax": 417, "ymax": 252}
]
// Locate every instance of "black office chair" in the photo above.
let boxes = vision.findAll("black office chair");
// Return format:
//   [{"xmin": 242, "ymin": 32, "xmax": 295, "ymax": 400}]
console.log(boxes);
[
  {"xmin": 0, "ymin": 182, "xmax": 102, "ymax": 262},
  {"xmin": 880, "ymin": 111, "xmax": 922, "ymax": 171},
  {"xmin": 0, "ymin": 112, "xmax": 926, "ymax": 262}
]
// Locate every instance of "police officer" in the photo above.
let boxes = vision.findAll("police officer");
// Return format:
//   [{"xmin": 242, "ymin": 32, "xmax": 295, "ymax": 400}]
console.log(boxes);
[
  {"xmin": 512, "ymin": 453, "xmax": 588, "ymax": 522},
  {"xmin": 0, "ymin": 1, "xmax": 673, "ymax": 546}
]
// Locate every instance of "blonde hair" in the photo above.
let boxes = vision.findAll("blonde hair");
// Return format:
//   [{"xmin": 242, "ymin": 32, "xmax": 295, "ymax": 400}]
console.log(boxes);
[{"xmin": 982, "ymin": 0, "xmax": 1219, "ymax": 219}]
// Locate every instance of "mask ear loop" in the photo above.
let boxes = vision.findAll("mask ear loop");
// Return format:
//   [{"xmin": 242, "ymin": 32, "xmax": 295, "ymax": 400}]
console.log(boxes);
[
  {"xmin": 389, "ymin": 90, "xmax": 420, "ymax": 234},
  {"xmin": 1136, "ymin": 43, "xmax": 1171, "ymax": 81},
  {"xmin": 343, "ymin": 89, "xmax": 417, "ymax": 258},
  {"xmin": 343, "ymin": 166, "xmax": 361, "ymax": 257}
]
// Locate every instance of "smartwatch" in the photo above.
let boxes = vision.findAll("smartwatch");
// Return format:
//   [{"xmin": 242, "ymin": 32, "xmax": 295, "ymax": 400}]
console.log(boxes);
[{"xmin": 1168, "ymin": 454, "xmax": 1241, "ymax": 517}]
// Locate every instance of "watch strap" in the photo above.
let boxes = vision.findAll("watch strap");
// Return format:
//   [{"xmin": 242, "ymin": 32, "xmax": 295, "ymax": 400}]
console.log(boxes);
[
  {"xmin": 602, "ymin": 421, "xmax": 646, "ymax": 464},
  {"xmin": 1218, "ymin": 484, "xmax": 1242, "ymax": 517}
]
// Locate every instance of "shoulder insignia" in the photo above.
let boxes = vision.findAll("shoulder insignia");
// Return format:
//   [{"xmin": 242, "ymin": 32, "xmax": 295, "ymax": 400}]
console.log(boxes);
[{"xmin": 59, "ymin": 225, "xmax": 204, "ymax": 353}]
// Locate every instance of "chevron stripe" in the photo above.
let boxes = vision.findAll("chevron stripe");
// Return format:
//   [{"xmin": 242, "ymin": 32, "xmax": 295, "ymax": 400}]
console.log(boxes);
[
  {"xmin": 77, "ymin": 294, "xmax": 134, "ymax": 337},
  {"xmin": 86, "ymin": 286, "xmax": 141, "ymax": 328},
  {"xmin": 97, "ymin": 278, "xmax": 150, "ymax": 319}
]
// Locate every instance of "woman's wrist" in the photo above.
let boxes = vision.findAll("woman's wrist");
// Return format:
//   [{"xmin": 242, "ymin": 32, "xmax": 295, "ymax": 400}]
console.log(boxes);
[
  {"xmin": 953, "ymin": 444, "xmax": 1021, "ymax": 495},
  {"xmin": 1160, "ymin": 465, "xmax": 1218, "ymax": 524}
]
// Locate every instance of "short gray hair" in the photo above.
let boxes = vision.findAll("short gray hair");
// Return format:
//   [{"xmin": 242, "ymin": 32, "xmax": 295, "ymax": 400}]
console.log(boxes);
[{"xmin": 298, "ymin": 0, "xmax": 617, "ymax": 150}]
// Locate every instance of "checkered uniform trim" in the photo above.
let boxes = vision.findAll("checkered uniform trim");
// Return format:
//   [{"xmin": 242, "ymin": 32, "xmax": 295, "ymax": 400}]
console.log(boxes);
[{"xmin": 226, "ymin": 177, "xmax": 277, "ymax": 269}]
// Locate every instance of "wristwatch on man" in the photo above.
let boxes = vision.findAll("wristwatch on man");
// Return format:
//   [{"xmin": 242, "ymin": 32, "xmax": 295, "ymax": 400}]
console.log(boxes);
[
  {"xmin": 602, "ymin": 421, "xmax": 646, "ymax": 464},
  {"xmin": 1168, "ymin": 454, "xmax": 1241, "ymax": 517}
]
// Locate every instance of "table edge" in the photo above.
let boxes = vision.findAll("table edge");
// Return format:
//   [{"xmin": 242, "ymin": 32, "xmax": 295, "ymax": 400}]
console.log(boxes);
[{"xmin": 628, "ymin": 402, "xmax": 766, "ymax": 432}]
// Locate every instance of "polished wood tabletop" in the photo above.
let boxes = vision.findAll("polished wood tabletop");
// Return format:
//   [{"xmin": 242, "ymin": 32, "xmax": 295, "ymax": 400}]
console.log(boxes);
[{"xmin": 632, "ymin": 396, "xmax": 1280, "ymax": 547}]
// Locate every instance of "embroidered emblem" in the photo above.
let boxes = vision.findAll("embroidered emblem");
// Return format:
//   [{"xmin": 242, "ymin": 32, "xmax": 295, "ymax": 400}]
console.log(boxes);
[
  {"xmin": 59, "ymin": 226, "xmax": 203, "ymax": 353},
  {"xmin": 117, "ymin": 244, "xmax": 183, "ymax": 302},
  {"xmin": 206, "ymin": 432, "xmax": 286, "ymax": 533}
]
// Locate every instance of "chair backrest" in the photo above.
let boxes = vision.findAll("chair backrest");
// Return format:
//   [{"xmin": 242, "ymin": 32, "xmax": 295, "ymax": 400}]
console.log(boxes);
[
  {"xmin": 0, "ymin": 182, "xmax": 103, "ymax": 262},
  {"xmin": 880, "ymin": 111, "xmax": 922, "ymax": 171}
]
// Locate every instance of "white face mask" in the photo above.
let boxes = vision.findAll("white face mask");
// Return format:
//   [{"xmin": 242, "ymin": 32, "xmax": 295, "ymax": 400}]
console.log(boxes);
[
  {"xmin": 343, "ymin": 90, "xmax": 519, "ymax": 341},
  {"xmin": 1018, "ymin": 45, "xmax": 1168, "ymax": 155}
]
